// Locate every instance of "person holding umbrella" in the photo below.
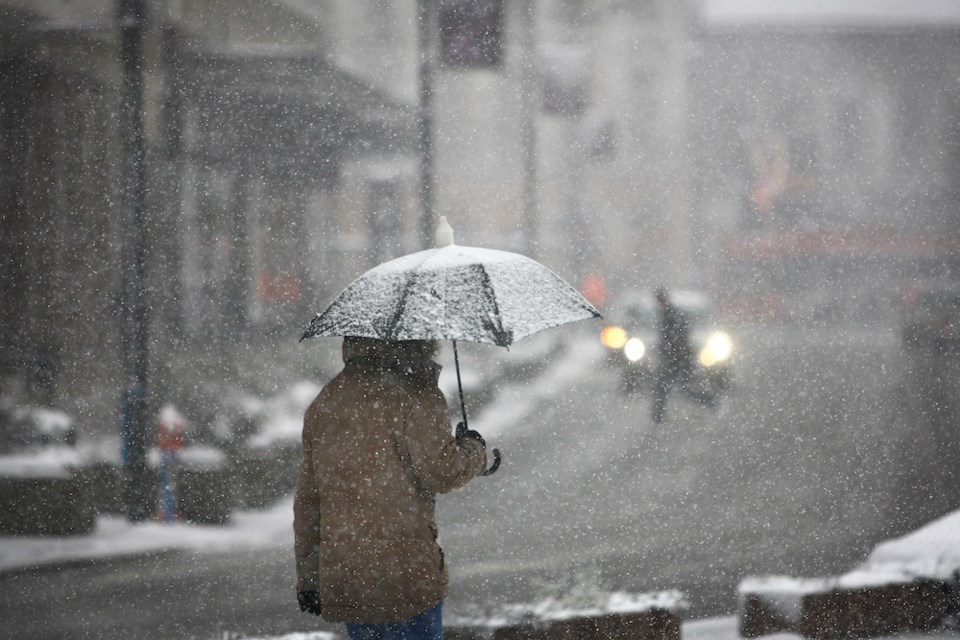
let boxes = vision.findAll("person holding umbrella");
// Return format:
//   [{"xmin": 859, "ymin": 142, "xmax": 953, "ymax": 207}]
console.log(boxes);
[
  {"xmin": 295, "ymin": 217, "xmax": 599, "ymax": 638},
  {"xmin": 294, "ymin": 335, "xmax": 487, "ymax": 639}
]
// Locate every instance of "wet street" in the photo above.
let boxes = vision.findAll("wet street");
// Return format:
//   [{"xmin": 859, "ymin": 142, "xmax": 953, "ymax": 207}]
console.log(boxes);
[
  {"xmin": 442, "ymin": 324, "xmax": 960, "ymax": 620},
  {"xmin": 2, "ymin": 324, "xmax": 958, "ymax": 639}
]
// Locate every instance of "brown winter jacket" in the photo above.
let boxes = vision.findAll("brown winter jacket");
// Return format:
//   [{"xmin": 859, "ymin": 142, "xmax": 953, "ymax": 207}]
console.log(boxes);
[{"xmin": 293, "ymin": 337, "xmax": 487, "ymax": 624}]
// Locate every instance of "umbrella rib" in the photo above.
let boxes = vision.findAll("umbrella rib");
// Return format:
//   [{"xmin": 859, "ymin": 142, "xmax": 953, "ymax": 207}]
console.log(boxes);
[
  {"xmin": 474, "ymin": 263, "xmax": 511, "ymax": 346},
  {"xmin": 386, "ymin": 270, "xmax": 418, "ymax": 341},
  {"xmin": 382, "ymin": 250, "xmax": 437, "ymax": 341}
]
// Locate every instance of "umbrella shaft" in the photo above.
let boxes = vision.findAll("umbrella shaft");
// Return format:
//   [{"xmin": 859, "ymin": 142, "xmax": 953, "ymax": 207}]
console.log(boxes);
[{"xmin": 453, "ymin": 340, "xmax": 468, "ymax": 429}]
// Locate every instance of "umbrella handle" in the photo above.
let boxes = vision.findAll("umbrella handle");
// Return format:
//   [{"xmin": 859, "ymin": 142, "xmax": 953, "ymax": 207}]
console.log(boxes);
[
  {"xmin": 481, "ymin": 448, "xmax": 501, "ymax": 476},
  {"xmin": 452, "ymin": 340, "xmax": 500, "ymax": 477}
]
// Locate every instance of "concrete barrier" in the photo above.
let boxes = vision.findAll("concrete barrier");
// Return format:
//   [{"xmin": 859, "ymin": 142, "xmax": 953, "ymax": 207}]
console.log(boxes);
[
  {"xmin": 0, "ymin": 474, "xmax": 96, "ymax": 535},
  {"xmin": 739, "ymin": 577, "xmax": 947, "ymax": 640},
  {"xmin": 799, "ymin": 580, "xmax": 944, "ymax": 640},
  {"xmin": 739, "ymin": 593, "xmax": 794, "ymax": 638},
  {"xmin": 448, "ymin": 602, "xmax": 684, "ymax": 640},
  {"xmin": 444, "ymin": 592, "xmax": 686, "ymax": 640},
  {"xmin": 545, "ymin": 609, "xmax": 681, "ymax": 640}
]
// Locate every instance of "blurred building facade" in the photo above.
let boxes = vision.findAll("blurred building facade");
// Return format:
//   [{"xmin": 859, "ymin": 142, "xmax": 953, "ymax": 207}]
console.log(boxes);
[
  {"xmin": 0, "ymin": 0, "xmax": 417, "ymax": 435},
  {"xmin": 1, "ymin": 0, "xmax": 960, "ymax": 437},
  {"xmin": 691, "ymin": 1, "xmax": 960, "ymax": 323}
]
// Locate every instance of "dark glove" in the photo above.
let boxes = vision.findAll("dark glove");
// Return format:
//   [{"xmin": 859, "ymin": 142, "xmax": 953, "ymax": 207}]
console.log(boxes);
[
  {"xmin": 297, "ymin": 590, "xmax": 322, "ymax": 616},
  {"xmin": 455, "ymin": 421, "xmax": 485, "ymax": 447}
]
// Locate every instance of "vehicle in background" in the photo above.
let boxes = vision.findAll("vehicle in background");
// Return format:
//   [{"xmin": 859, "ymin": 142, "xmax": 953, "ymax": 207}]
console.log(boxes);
[
  {"xmin": 901, "ymin": 285, "xmax": 960, "ymax": 356},
  {"xmin": 599, "ymin": 289, "xmax": 735, "ymax": 396}
]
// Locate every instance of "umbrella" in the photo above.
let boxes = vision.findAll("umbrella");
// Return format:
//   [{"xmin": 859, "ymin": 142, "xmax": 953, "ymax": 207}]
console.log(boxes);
[{"xmin": 300, "ymin": 217, "xmax": 601, "ymax": 474}]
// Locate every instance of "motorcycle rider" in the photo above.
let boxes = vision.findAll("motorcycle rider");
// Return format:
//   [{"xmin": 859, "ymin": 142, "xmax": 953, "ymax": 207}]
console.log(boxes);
[{"xmin": 651, "ymin": 286, "xmax": 716, "ymax": 424}]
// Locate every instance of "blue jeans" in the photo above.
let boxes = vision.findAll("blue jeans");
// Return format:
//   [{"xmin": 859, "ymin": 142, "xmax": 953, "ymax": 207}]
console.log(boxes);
[{"xmin": 345, "ymin": 602, "xmax": 443, "ymax": 640}]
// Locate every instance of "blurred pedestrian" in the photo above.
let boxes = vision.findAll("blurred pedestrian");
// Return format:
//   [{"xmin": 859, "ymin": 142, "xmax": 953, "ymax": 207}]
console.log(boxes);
[
  {"xmin": 294, "ymin": 337, "xmax": 487, "ymax": 640},
  {"xmin": 651, "ymin": 287, "xmax": 715, "ymax": 424},
  {"xmin": 156, "ymin": 404, "xmax": 185, "ymax": 522}
]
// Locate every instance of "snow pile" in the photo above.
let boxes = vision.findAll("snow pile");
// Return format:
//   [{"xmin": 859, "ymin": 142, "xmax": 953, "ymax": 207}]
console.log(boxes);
[
  {"xmin": 452, "ymin": 567, "xmax": 687, "ymax": 629},
  {"xmin": 229, "ymin": 632, "xmax": 337, "ymax": 640},
  {"xmin": 739, "ymin": 507, "xmax": 960, "ymax": 621},
  {"xmin": 20, "ymin": 407, "xmax": 73, "ymax": 437},
  {"xmin": 0, "ymin": 445, "xmax": 84, "ymax": 479},
  {"xmin": 866, "ymin": 509, "xmax": 960, "ymax": 580},
  {"xmin": 146, "ymin": 444, "xmax": 228, "ymax": 471},
  {"xmin": 518, "ymin": 589, "xmax": 689, "ymax": 622},
  {"xmin": 231, "ymin": 381, "xmax": 321, "ymax": 449},
  {"xmin": 0, "ymin": 497, "xmax": 294, "ymax": 572}
]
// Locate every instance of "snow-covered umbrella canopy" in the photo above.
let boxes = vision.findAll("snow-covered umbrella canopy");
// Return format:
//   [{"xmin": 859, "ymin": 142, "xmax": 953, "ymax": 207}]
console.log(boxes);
[
  {"xmin": 300, "ymin": 225, "xmax": 600, "ymax": 347},
  {"xmin": 302, "ymin": 218, "xmax": 600, "ymax": 477}
]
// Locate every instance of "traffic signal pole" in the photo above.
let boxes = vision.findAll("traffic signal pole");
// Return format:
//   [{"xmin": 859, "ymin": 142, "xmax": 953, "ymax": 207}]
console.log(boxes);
[
  {"xmin": 519, "ymin": 0, "xmax": 539, "ymax": 259},
  {"xmin": 418, "ymin": 0, "xmax": 436, "ymax": 250},
  {"xmin": 117, "ymin": 0, "xmax": 152, "ymax": 521}
]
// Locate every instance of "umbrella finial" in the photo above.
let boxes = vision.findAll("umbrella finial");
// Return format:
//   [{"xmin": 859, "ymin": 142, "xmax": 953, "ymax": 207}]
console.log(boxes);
[{"xmin": 436, "ymin": 216, "xmax": 455, "ymax": 248}]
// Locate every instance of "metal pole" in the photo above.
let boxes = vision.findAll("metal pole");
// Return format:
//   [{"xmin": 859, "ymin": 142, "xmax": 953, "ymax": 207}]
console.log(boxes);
[
  {"xmin": 418, "ymin": 0, "xmax": 436, "ymax": 250},
  {"xmin": 520, "ymin": 0, "xmax": 539, "ymax": 259},
  {"xmin": 117, "ymin": 0, "xmax": 152, "ymax": 521}
]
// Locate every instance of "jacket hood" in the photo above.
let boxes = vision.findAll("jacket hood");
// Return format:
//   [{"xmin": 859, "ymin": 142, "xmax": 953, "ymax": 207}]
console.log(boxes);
[
  {"xmin": 341, "ymin": 336, "xmax": 442, "ymax": 386},
  {"xmin": 342, "ymin": 336, "xmax": 407, "ymax": 364}
]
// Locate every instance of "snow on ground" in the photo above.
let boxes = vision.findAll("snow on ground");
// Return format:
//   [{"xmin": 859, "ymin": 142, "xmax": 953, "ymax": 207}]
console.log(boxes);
[
  {"xmin": 230, "ymin": 633, "xmax": 337, "ymax": 640},
  {"xmin": 0, "ymin": 497, "xmax": 294, "ymax": 573}
]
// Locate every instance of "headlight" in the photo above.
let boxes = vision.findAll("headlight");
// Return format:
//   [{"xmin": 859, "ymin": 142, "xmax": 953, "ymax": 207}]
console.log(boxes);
[
  {"xmin": 624, "ymin": 337, "xmax": 646, "ymax": 362},
  {"xmin": 699, "ymin": 331, "xmax": 733, "ymax": 367},
  {"xmin": 600, "ymin": 326, "xmax": 628, "ymax": 350}
]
